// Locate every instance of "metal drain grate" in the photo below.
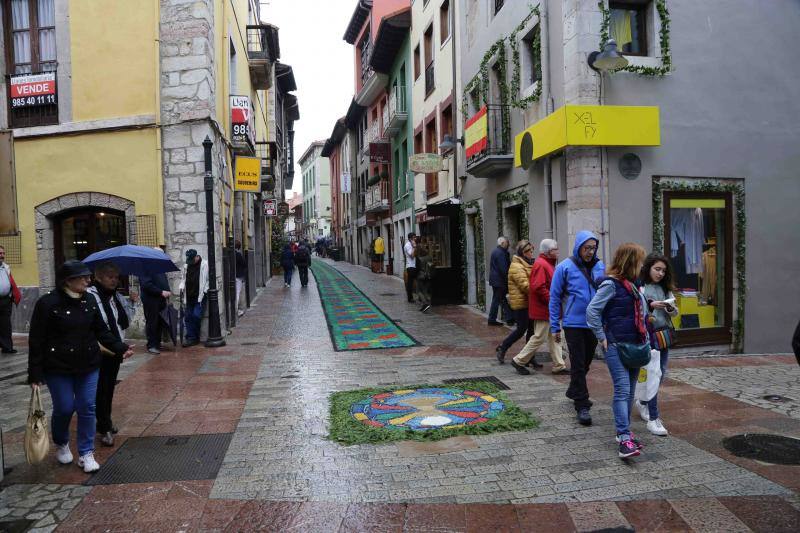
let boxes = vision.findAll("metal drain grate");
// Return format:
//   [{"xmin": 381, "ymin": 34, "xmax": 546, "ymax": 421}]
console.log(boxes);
[
  {"xmin": 379, "ymin": 292, "xmax": 397, "ymax": 296},
  {"xmin": 240, "ymin": 342, "xmax": 260, "ymax": 346},
  {"xmin": 86, "ymin": 433, "xmax": 233, "ymax": 485},
  {"xmin": 722, "ymin": 433, "xmax": 800, "ymax": 465},
  {"xmin": 442, "ymin": 376, "xmax": 511, "ymax": 390}
]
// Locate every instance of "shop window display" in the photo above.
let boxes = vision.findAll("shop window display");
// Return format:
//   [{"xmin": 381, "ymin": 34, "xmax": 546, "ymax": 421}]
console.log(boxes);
[
  {"xmin": 666, "ymin": 197, "xmax": 728, "ymax": 332},
  {"xmin": 419, "ymin": 217, "xmax": 451, "ymax": 268}
]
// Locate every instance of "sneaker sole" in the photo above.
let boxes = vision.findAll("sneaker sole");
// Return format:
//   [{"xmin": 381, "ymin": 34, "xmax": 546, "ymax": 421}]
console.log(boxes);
[{"xmin": 619, "ymin": 449, "xmax": 640, "ymax": 458}]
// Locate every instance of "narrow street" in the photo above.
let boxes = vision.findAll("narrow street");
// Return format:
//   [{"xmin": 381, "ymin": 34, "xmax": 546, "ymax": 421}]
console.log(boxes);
[{"xmin": 1, "ymin": 261, "xmax": 799, "ymax": 532}]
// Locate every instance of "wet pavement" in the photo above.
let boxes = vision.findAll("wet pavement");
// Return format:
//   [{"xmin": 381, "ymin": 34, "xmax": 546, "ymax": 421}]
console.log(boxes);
[{"xmin": 1, "ymin": 259, "xmax": 799, "ymax": 532}]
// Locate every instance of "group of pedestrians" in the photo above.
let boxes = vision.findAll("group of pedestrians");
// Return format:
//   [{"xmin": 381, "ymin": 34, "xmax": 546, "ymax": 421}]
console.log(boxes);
[
  {"xmin": 280, "ymin": 239, "xmax": 312, "ymax": 288},
  {"xmin": 491, "ymin": 230, "xmax": 679, "ymax": 459}
]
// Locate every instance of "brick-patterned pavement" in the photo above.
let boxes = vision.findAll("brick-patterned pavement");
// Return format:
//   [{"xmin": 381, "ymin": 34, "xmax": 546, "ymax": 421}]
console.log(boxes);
[{"xmin": 0, "ymin": 260, "xmax": 799, "ymax": 532}]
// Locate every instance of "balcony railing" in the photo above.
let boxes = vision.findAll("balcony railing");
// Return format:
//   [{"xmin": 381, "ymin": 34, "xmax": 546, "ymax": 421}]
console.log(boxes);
[
  {"xmin": 360, "ymin": 36, "xmax": 374, "ymax": 87},
  {"xmin": 366, "ymin": 119, "xmax": 382, "ymax": 144},
  {"xmin": 246, "ymin": 25, "xmax": 272, "ymax": 89},
  {"xmin": 383, "ymin": 85, "xmax": 408, "ymax": 137},
  {"xmin": 365, "ymin": 180, "xmax": 390, "ymax": 213},
  {"xmin": 465, "ymin": 104, "xmax": 513, "ymax": 178},
  {"xmin": 425, "ymin": 63, "xmax": 435, "ymax": 96}
]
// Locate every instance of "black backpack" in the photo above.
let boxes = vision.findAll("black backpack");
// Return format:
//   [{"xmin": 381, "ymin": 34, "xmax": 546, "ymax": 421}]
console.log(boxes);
[{"xmin": 295, "ymin": 247, "xmax": 310, "ymax": 264}]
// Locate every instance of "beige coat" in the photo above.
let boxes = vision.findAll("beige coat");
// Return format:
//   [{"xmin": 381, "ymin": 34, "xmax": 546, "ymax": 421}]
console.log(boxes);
[{"xmin": 507, "ymin": 255, "xmax": 532, "ymax": 310}]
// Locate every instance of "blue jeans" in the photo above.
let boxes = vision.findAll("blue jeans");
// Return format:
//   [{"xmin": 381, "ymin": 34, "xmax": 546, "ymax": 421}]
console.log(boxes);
[
  {"xmin": 488, "ymin": 286, "xmax": 512, "ymax": 323},
  {"xmin": 45, "ymin": 370, "xmax": 100, "ymax": 456},
  {"xmin": 185, "ymin": 298, "xmax": 206, "ymax": 341},
  {"xmin": 283, "ymin": 267, "xmax": 293, "ymax": 285},
  {"xmin": 642, "ymin": 348, "xmax": 669, "ymax": 420},
  {"xmin": 605, "ymin": 344, "xmax": 639, "ymax": 437}
]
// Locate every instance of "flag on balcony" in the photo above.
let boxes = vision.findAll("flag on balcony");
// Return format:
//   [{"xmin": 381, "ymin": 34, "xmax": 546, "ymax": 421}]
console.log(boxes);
[{"xmin": 465, "ymin": 106, "xmax": 488, "ymax": 159}]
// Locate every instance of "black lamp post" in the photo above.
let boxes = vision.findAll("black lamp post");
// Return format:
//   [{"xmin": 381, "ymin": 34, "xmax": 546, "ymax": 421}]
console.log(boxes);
[{"xmin": 203, "ymin": 135, "xmax": 225, "ymax": 347}]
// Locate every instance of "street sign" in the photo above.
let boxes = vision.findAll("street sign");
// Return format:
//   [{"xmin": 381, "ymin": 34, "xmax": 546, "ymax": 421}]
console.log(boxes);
[
  {"xmin": 409, "ymin": 153, "xmax": 443, "ymax": 174},
  {"xmin": 263, "ymin": 199, "xmax": 277, "ymax": 217},
  {"xmin": 234, "ymin": 156, "xmax": 260, "ymax": 192}
]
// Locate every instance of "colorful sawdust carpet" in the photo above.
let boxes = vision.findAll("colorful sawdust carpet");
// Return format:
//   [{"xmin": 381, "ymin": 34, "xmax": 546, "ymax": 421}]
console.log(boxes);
[
  {"xmin": 328, "ymin": 382, "xmax": 537, "ymax": 445},
  {"xmin": 350, "ymin": 387, "xmax": 505, "ymax": 430},
  {"xmin": 310, "ymin": 260, "xmax": 418, "ymax": 351}
]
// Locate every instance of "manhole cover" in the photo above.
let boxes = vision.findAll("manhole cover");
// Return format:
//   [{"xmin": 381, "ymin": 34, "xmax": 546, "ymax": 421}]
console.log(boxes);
[
  {"xmin": 722, "ymin": 433, "xmax": 800, "ymax": 465},
  {"xmin": 442, "ymin": 376, "xmax": 510, "ymax": 390},
  {"xmin": 86, "ymin": 433, "xmax": 233, "ymax": 485},
  {"xmin": 763, "ymin": 394, "xmax": 793, "ymax": 403}
]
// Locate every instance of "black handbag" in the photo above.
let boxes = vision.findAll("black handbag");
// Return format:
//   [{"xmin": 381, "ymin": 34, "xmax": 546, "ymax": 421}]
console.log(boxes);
[{"xmin": 616, "ymin": 341, "xmax": 652, "ymax": 369}]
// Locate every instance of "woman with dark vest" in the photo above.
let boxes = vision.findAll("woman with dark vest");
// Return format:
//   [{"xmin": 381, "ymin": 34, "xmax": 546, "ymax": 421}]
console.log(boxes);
[
  {"xmin": 28, "ymin": 260, "xmax": 134, "ymax": 473},
  {"xmin": 586, "ymin": 243, "xmax": 648, "ymax": 459}
]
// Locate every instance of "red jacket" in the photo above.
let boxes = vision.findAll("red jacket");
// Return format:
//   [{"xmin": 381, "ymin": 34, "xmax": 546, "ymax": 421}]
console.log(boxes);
[{"xmin": 528, "ymin": 253, "xmax": 556, "ymax": 320}]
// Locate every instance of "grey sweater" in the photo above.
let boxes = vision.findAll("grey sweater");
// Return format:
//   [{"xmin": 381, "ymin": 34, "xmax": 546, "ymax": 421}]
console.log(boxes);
[{"xmin": 640, "ymin": 283, "xmax": 678, "ymax": 330}]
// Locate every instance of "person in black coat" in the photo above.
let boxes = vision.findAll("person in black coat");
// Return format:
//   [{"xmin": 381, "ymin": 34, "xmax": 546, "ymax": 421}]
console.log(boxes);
[
  {"xmin": 138, "ymin": 267, "xmax": 171, "ymax": 354},
  {"xmin": 28, "ymin": 260, "xmax": 134, "ymax": 473},
  {"xmin": 234, "ymin": 240, "xmax": 248, "ymax": 317},
  {"xmin": 488, "ymin": 237, "xmax": 514, "ymax": 326}
]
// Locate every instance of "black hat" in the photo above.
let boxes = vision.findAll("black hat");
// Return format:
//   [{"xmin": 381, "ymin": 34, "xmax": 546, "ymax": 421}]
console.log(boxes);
[{"xmin": 57, "ymin": 260, "xmax": 92, "ymax": 282}]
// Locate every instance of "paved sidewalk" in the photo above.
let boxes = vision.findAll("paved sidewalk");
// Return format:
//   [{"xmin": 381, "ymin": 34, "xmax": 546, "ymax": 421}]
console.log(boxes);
[{"xmin": 1, "ymin": 260, "xmax": 799, "ymax": 532}]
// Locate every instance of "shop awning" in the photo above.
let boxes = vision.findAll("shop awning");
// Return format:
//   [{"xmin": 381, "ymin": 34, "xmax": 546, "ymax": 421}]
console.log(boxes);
[{"xmin": 514, "ymin": 105, "xmax": 660, "ymax": 168}]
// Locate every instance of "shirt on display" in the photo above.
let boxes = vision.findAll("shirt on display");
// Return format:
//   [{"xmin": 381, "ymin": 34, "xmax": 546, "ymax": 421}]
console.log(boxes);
[{"xmin": 670, "ymin": 208, "xmax": 704, "ymax": 275}]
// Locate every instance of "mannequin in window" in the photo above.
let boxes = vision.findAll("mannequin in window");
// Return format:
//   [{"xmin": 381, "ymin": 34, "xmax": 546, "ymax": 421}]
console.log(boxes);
[{"xmin": 699, "ymin": 240, "xmax": 717, "ymax": 305}]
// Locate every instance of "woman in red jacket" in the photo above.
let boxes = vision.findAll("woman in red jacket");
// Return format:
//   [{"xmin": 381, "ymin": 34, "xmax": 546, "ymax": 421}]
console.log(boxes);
[{"xmin": 510, "ymin": 239, "xmax": 567, "ymax": 375}]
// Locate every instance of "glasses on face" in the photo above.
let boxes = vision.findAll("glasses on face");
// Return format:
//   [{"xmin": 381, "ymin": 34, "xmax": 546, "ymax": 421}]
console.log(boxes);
[{"xmin": 582, "ymin": 246, "xmax": 598, "ymax": 252}]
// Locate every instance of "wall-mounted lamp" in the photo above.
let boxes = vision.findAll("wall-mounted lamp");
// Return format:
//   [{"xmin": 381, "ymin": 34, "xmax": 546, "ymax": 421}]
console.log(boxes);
[
  {"xmin": 439, "ymin": 134, "xmax": 465, "ymax": 153},
  {"xmin": 587, "ymin": 39, "xmax": 629, "ymax": 72}
]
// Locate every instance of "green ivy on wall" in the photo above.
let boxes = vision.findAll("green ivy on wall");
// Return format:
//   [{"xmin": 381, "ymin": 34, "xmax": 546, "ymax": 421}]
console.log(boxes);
[
  {"xmin": 460, "ymin": 200, "xmax": 486, "ymax": 310},
  {"xmin": 509, "ymin": 5, "xmax": 542, "ymax": 109},
  {"xmin": 497, "ymin": 187, "xmax": 530, "ymax": 244},
  {"xmin": 652, "ymin": 179, "xmax": 746, "ymax": 351},
  {"xmin": 598, "ymin": 0, "xmax": 672, "ymax": 76}
]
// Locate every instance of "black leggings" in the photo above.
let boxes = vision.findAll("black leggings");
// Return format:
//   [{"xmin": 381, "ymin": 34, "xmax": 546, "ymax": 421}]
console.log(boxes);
[{"xmin": 500, "ymin": 308, "xmax": 532, "ymax": 352}]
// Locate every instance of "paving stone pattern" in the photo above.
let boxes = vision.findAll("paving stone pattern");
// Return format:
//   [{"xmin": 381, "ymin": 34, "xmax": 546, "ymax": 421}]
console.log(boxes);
[
  {"xmin": 211, "ymin": 261, "xmax": 790, "ymax": 505},
  {"xmin": 670, "ymin": 365, "xmax": 800, "ymax": 420},
  {"xmin": 0, "ymin": 484, "xmax": 90, "ymax": 533}
]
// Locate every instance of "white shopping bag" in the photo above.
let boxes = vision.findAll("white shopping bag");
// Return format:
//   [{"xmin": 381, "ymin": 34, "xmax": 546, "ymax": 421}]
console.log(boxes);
[{"xmin": 635, "ymin": 349, "xmax": 662, "ymax": 403}]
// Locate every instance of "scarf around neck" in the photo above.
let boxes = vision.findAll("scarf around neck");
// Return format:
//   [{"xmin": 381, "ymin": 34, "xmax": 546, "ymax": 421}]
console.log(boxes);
[{"xmin": 621, "ymin": 279, "xmax": 647, "ymax": 342}]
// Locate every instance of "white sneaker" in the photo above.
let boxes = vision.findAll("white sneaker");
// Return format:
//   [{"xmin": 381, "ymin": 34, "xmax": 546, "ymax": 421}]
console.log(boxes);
[
  {"xmin": 77, "ymin": 452, "xmax": 100, "ymax": 473},
  {"xmin": 636, "ymin": 402, "xmax": 650, "ymax": 422},
  {"xmin": 237, "ymin": 310, "xmax": 245, "ymax": 317},
  {"xmin": 56, "ymin": 443, "xmax": 73, "ymax": 464},
  {"xmin": 647, "ymin": 419, "xmax": 668, "ymax": 436}
]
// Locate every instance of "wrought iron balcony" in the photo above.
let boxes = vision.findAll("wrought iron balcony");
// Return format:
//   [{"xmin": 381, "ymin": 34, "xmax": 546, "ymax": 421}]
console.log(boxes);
[
  {"xmin": 383, "ymin": 85, "xmax": 407, "ymax": 137},
  {"xmin": 465, "ymin": 104, "xmax": 513, "ymax": 178},
  {"xmin": 365, "ymin": 179, "xmax": 390, "ymax": 214},
  {"xmin": 246, "ymin": 25, "xmax": 273, "ymax": 89}
]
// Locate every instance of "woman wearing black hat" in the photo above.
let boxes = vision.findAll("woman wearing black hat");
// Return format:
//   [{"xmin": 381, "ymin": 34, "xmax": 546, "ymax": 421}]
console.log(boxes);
[{"xmin": 28, "ymin": 260, "xmax": 134, "ymax": 473}]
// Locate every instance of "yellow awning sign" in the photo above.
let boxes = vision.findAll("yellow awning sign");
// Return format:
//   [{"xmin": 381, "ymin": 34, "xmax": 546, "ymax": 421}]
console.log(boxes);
[
  {"xmin": 514, "ymin": 105, "xmax": 660, "ymax": 168},
  {"xmin": 234, "ymin": 156, "xmax": 261, "ymax": 192}
]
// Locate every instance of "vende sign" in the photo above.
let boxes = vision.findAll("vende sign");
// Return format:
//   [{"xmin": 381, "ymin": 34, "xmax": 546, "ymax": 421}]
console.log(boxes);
[
  {"xmin": 9, "ymin": 72, "xmax": 57, "ymax": 109},
  {"xmin": 230, "ymin": 95, "xmax": 254, "ymax": 146}
]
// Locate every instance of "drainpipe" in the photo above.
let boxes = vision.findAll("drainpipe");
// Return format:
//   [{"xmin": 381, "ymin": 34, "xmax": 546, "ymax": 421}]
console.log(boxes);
[
  {"xmin": 450, "ymin": 0, "xmax": 458, "ymax": 200},
  {"xmin": 541, "ymin": 0, "xmax": 556, "ymax": 238}
]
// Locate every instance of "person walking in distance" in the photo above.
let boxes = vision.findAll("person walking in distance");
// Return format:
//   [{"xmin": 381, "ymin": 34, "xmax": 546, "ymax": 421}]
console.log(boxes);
[
  {"xmin": 0, "ymin": 244, "xmax": 22, "ymax": 354},
  {"xmin": 487, "ymin": 237, "xmax": 514, "ymax": 327},
  {"xmin": 586, "ymin": 243, "xmax": 649, "ymax": 459},
  {"xmin": 636, "ymin": 253, "xmax": 679, "ymax": 436},
  {"xmin": 403, "ymin": 233, "xmax": 418, "ymax": 303},
  {"xmin": 280, "ymin": 243, "xmax": 295, "ymax": 287},
  {"xmin": 495, "ymin": 240, "xmax": 535, "ymax": 364},
  {"xmin": 549, "ymin": 230, "xmax": 605, "ymax": 426},
  {"xmin": 295, "ymin": 240, "xmax": 312, "ymax": 288},
  {"xmin": 138, "ymin": 251, "xmax": 171, "ymax": 355},
  {"xmin": 415, "ymin": 244, "xmax": 434, "ymax": 313},
  {"xmin": 179, "ymin": 249, "xmax": 208, "ymax": 347},
  {"xmin": 28, "ymin": 260, "xmax": 134, "ymax": 472},
  {"xmin": 510, "ymin": 239, "xmax": 567, "ymax": 375},
  {"xmin": 234, "ymin": 240, "xmax": 248, "ymax": 317},
  {"xmin": 86, "ymin": 262, "xmax": 134, "ymax": 447}
]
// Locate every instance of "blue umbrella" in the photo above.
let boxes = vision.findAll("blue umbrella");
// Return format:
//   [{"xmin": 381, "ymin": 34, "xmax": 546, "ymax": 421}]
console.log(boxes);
[{"xmin": 83, "ymin": 245, "xmax": 179, "ymax": 277}]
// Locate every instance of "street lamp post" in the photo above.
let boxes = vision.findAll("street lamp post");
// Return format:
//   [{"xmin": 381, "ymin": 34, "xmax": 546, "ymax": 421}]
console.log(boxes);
[{"xmin": 203, "ymin": 136, "xmax": 225, "ymax": 347}]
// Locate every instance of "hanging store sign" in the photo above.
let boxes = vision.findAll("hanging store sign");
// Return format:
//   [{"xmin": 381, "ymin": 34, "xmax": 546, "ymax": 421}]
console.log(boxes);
[
  {"xmin": 277, "ymin": 201, "xmax": 290, "ymax": 216},
  {"xmin": 341, "ymin": 171, "xmax": 351, "ymax": 193},
  {"xmin": 263, "ymin": 199, "xmax": 277, "ymax": 217},
  {"xmin": 514, "ymin": 105, "xmax": 660, "ymax": 167},
  {"xmin": 465, "ymin": 106, "xmax": 488, "ymax": 159},
  {"xmin": 234, "ymin": 156, "xmax": 260, "ymax": 192},
  {"xmin": 9, "ymin": 72, "xmax": 57, "ymax": 109},
  {"xmin": 230, "ymin": 95, "xmax": 255, "ymax": 147},
  {"xmin": 369, "ymin": 142, "xmax": 391, "ymax": 164},
  {"xmin": 409, "ymin": 153, "xmax": 443, "ymax": 174}
]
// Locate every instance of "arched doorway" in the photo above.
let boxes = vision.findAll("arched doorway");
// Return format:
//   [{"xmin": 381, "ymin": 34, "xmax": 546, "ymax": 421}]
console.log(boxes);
[{"xmin": 53, "ymin": 207, "xmax": 127, "ymax": 265}]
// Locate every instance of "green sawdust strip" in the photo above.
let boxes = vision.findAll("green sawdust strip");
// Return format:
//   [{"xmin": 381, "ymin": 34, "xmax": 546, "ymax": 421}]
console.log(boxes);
[{"xmin": 328, "ymin": 380, "xmax": 538, "ymax": 446}]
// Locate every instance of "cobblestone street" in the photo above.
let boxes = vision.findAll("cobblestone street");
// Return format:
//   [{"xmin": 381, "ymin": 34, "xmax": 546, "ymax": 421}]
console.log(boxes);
[{"xmin": 1, "ymin": 261, "xmax": 799, "ymax": 532}]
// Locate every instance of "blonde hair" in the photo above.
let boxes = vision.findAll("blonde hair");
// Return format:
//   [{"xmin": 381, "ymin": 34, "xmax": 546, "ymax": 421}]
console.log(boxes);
[
  {"xmin": 607, "ymin": 243, "xmax": 646, "ymax": 281},
  {"xmin": 515, "ymin": 239, "xmax": 532, "ymax": 257}
]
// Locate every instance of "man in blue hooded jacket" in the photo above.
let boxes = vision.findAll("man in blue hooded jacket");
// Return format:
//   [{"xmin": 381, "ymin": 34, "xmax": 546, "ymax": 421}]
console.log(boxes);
[{"xmin": 549, "ymin": 230, "xmax": 605, "ymax": 426}]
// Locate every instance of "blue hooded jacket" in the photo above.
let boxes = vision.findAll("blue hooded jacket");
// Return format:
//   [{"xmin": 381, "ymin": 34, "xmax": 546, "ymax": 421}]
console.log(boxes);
[{"xmin": 549, "ymin": 230, "xmax": 606, "ymax": 332}]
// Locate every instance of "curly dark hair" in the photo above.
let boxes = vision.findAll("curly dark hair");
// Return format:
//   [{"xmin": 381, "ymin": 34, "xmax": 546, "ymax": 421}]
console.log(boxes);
[{"xmin": 639, "ymin": 253, "xmax": 675, "ymax": 291}]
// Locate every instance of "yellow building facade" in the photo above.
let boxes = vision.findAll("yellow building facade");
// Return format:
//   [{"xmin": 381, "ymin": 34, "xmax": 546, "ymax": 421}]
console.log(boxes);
[{"xmin": 0, "ymin": 0, "xmax": 284, "ymax": 333}]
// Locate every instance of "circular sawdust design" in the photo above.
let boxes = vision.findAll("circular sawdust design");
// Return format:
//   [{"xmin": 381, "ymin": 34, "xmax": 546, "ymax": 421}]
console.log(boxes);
[
  {"xmin": 350, "ymin": 387, "xmax": 504, "ymax": 431},
  {"xmin": 722, "ymin": 433, "xmax": 800, "ymax": 465}
]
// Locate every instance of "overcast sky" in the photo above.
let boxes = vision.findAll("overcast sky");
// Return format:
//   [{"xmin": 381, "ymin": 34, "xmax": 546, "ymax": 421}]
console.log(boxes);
[{"xmin": 263, "ymin": 0, "xmax": 355, "ymax": 194}]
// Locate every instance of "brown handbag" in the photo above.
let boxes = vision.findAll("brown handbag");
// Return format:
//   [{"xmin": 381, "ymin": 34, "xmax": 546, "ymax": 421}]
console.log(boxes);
[{"xmin": 24, "ymin": 387, "xmax": 50, "ymax": 465}]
